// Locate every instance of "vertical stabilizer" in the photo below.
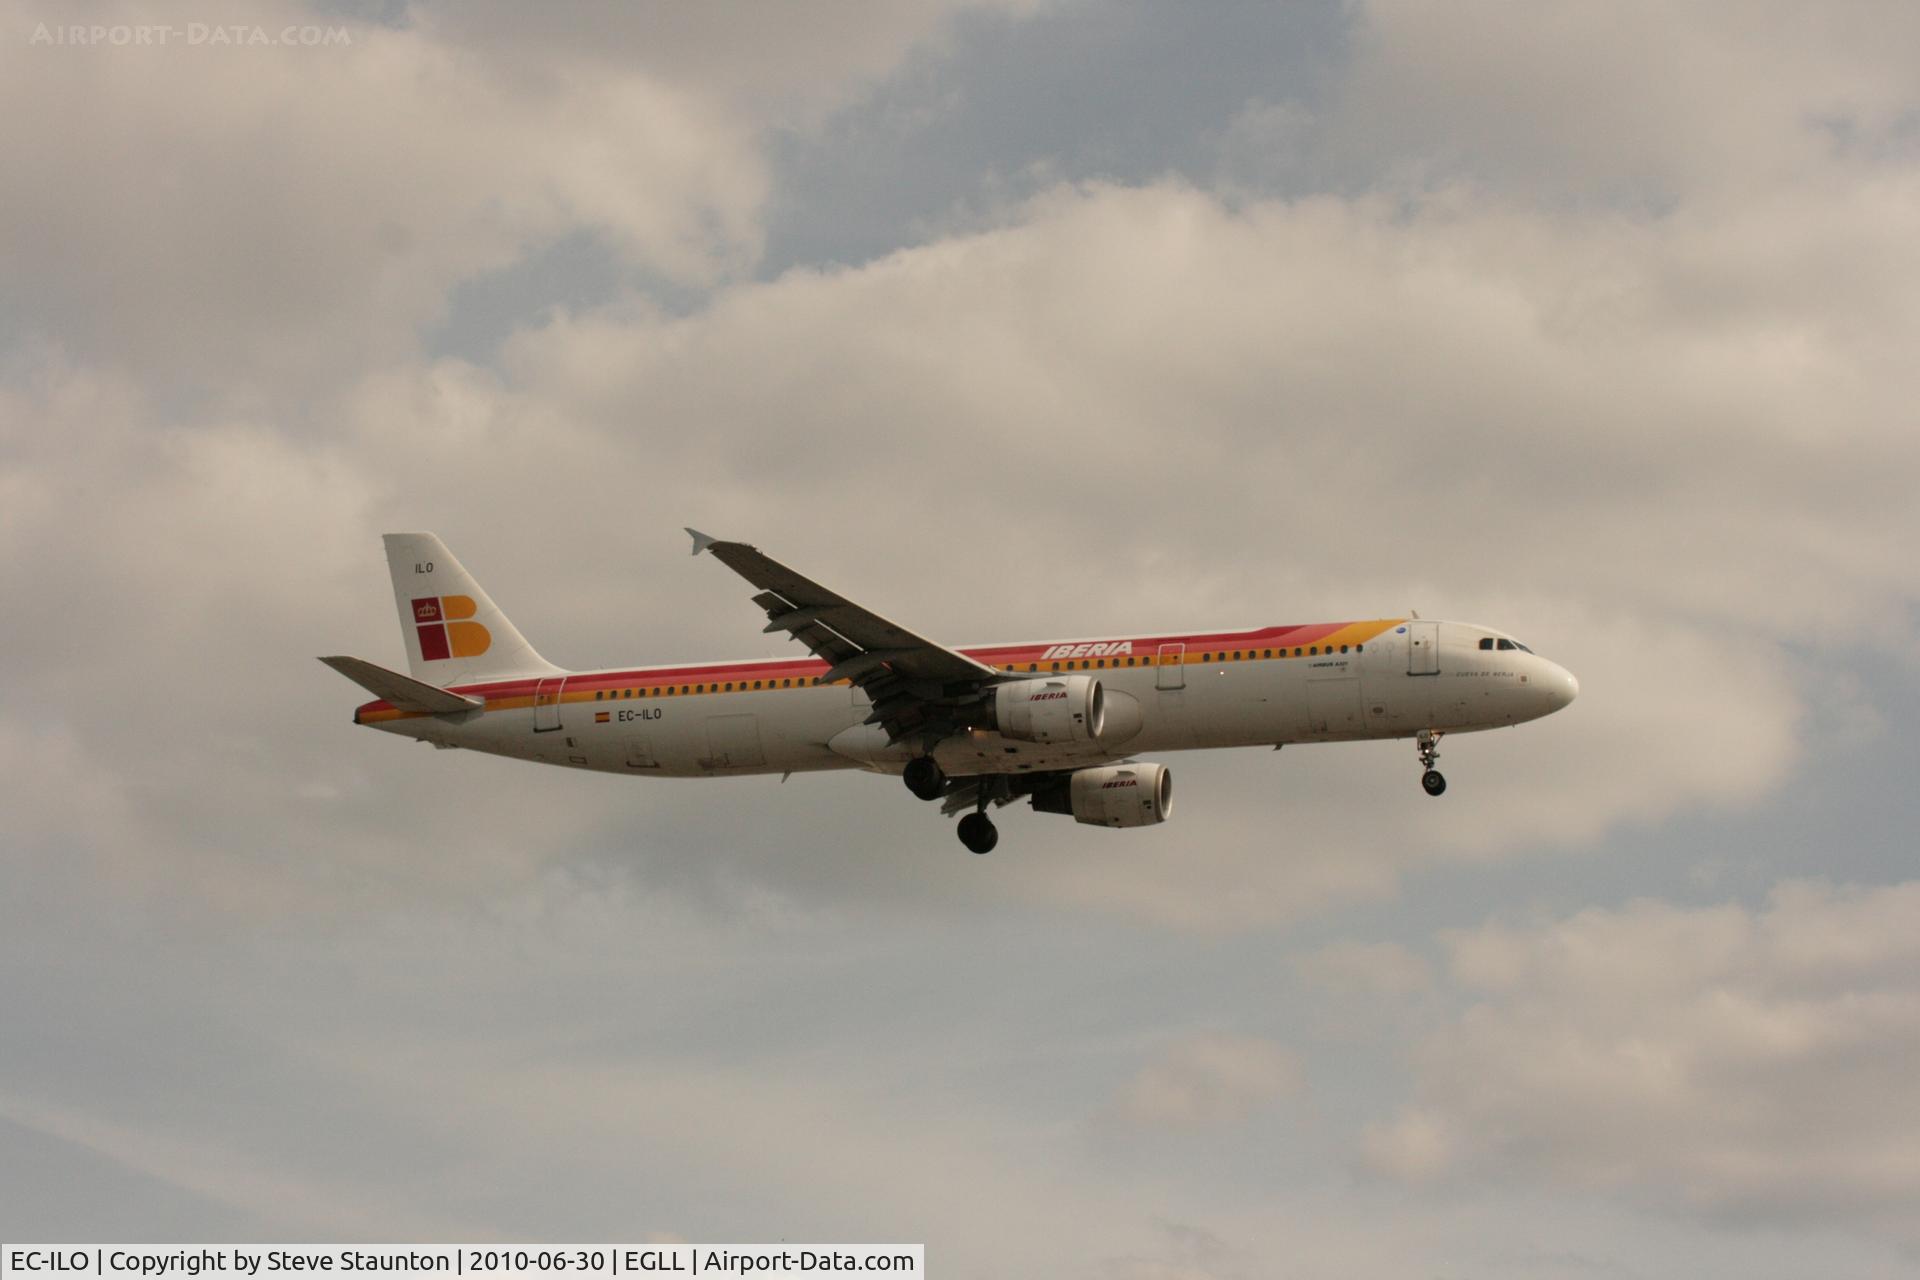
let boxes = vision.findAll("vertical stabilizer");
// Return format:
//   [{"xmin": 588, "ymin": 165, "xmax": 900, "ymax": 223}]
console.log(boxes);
[{"xmin": 381, "ymin": 533, "xmax": 560, "ymax": 686}]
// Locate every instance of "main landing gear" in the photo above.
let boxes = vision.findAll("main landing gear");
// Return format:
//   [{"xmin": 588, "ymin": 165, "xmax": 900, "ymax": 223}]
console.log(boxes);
[
  {"xmin": 957, "ymin": 811, "xmax": 999, "ymax": 854},
  {"xmin": 903, "ymin": 755, "xmax": 945, "ymax": 802},
  {"xmin": 905, "ymin": 756, "xmax": 999, "ymax": 852},
  {"xmin": 1417, "ymin": 729, "xmax": 1447, "ymax": 797}
]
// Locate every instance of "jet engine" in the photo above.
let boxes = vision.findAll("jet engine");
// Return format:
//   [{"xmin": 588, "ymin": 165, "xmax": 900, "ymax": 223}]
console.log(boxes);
[
  {"xmin": 991, "ymin": 675, "xmax": 1105, "ymax": 745},
  {"xmin": 1032, "ymin": 762, "xmax": 1174, "ymax": 828}
]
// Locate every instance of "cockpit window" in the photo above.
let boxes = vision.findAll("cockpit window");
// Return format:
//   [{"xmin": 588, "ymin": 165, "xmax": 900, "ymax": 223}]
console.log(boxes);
[
  {"xmin": 1479, "ymin": 637, "xmax": 1494, "ymax": 650},
  {"xmin": 1497, "ymin": 638, "xmax": 1515, "ymax": 650}
]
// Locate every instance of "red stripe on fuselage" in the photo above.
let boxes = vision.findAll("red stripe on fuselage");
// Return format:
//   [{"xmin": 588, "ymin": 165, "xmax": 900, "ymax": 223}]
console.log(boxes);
[{"xmin": 353, "ymin": 621, "xmax": 1397, "ymax": 718}]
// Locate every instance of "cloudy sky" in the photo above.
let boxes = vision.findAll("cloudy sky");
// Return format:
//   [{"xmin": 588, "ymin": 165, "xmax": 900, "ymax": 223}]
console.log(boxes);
[{"xmin": 4, "ymin": 1, "xmax": 1919, "ymax": 1275}]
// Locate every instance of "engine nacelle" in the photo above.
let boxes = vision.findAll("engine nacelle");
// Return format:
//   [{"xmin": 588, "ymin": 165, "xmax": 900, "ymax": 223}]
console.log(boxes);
[
  {"xmin": 992, "ymin": 675, "xmax": 1105, "ymax": 745},
  {"xmin": 1033, "ymin": 762, "xmax": 1174, "ymax": 828}
]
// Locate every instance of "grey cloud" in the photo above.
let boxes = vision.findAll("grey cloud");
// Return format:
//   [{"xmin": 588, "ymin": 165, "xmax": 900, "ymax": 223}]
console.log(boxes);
[{"xmin": 1365, "ymin": 881, "xmax": 1920, "ymax": 1244}]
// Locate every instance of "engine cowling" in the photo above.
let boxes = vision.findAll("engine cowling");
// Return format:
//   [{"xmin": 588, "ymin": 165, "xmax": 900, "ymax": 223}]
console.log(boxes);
[
  {"xmin": 1035, "ymin": 762, "xmax": 1173, "ymax": 828},
  {"xmin": 992, "ymin": 675, "xmax": 1105, "ymax": 745}
]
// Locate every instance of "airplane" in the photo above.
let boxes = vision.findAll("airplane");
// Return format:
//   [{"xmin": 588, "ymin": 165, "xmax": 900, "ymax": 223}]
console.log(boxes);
[{"xmin": 322, "ymin": 531, "xmax": 1579, "ymax": 853}]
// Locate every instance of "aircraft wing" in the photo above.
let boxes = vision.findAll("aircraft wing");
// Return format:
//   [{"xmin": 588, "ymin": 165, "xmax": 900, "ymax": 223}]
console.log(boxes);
[{"xmin": 687, "ymin": 528, "xmax": 1001, "ymax": 745}]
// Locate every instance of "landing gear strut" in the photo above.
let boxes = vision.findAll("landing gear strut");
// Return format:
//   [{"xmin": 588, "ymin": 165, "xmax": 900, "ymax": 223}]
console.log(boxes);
[
  {"xmin": 903, "ymin": 755, "xmax": 945, "ymax": 802},
  {"xmin": 1417, "ymin": 729, "xmax": 1447, "ymax": 797},
  {"xmin": 957, "ymin": 811, "xmax": 998, "ymax": 854}
]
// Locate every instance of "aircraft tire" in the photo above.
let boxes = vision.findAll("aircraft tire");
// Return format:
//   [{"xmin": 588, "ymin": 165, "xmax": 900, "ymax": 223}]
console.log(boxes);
[
  {"xmin": 957, "ymin": 812, "xmax": 998, "ymax": 854},
  {"xmin": 1421, "ymin": 769, "xmax": 1447, "ymax": 797},
  {"xmin": 904, "ymin": 756, "xmax": 945, "ymax": 801}
]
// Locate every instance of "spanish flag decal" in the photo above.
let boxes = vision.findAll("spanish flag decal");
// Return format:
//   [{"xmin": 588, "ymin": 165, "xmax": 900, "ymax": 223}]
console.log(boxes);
[
  {"xmin": 594, "ymin": 712, "xmax": 611, "ymax": 724},
  {"xmin": 412, "ymin": 595, "xmax": 490, "ymax": 661}
]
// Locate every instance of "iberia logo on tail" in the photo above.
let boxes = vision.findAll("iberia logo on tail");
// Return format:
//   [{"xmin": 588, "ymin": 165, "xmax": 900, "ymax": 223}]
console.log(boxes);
[{"xmin": 412, "ymin": 595, "xmax": 490, "ymax": 661}]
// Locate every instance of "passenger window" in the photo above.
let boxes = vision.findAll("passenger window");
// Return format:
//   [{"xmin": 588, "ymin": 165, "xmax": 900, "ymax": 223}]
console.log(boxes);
[{"xmin": 1340, "ymin": 645, "xmax": 1348, "ymax": 653}]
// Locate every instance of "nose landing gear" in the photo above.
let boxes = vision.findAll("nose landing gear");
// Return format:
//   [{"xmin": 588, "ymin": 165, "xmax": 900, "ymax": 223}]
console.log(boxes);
[{"xmin": 1417, "ymin": 729, "xmax": 1446, "ymax": 797}]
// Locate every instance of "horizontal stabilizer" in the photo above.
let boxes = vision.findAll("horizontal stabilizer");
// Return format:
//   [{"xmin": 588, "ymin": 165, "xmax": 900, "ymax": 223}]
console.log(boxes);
[{"xmin": 318, "ymin": 655, "xmax": 484, "ymax": 715}]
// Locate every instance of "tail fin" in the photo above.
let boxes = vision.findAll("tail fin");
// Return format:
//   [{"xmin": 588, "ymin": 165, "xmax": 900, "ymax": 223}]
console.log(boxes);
[{"xmin": 382, "ymin": 532, "xmax": 560, "ymax": 686}]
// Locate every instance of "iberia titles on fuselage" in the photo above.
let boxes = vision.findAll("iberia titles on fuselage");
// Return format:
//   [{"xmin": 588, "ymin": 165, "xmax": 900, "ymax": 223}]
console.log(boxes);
[{"xmin": 322, "ymin": 531, "xmax": 1578, "ymax": 854}]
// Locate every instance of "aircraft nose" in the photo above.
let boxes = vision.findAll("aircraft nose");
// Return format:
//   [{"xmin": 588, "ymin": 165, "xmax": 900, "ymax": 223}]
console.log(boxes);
[{"xmin": 1546, "ymin": 664, "xmax": 1579, "ymax": 710}]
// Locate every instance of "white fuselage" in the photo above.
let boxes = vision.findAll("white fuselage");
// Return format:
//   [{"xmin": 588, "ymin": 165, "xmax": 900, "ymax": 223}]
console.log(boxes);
[{"xmin": 357, "ymin": 619, "xmax": 1579, "ymax": 781}]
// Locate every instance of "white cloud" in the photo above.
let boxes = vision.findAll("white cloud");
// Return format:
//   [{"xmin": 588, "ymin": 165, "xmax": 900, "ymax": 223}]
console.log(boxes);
[
  {"xmin": 421, "ymin": 0, "xmax": 1046, "ymax": 122},
  {"xmin": 1364, "ymin": 881, "xmax": 1920, "ymax": 1244},
  {"xmin": 0, "ymin": 0, "xmax": 768, "ymax": 389},
  {"xmin": 13, "ymin": 161, "xmax": 1913, "ymax": 926},
  {"xmin": 1101, "ymin": 1033, "xmax": 1302, "ymax": 1130},
  {"xmin": 6, "ymin": 1, "xmax": 1920, "ymax": 1270},
  {"xmin": 0, "ymin": 0, "xmax": 1041, "ymax": 393},
  {"xmin": 1338, "ymin": 0, "xmax": 1920, "ymax": 201},
  {"xmin": 1295, "ymin": 940, "xmax": 1433, "ymax": 999},
  {"xmin": 8, "ymin": 0, "xmax": 1916, "ymax": 928}
]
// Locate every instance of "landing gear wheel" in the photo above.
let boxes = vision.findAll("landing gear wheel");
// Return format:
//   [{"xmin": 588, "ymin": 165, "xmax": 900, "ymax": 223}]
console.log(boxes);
[
  {"xmin": 903, "ymin": 756, "xmax": 945, "ymax": 802},
  {"xmin": 957, "ymin": 812, "xmax": 999, "ymax": 854},
  {"xmin": 1414, "ymin": 729, "xmax": 1446, "ymax": 796}
]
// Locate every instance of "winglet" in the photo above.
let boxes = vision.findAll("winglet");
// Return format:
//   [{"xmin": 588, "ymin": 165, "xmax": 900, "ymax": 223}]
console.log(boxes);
[{"xmin": 686, "ymin": 527, "xmax": 719, "ymax": 557}]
